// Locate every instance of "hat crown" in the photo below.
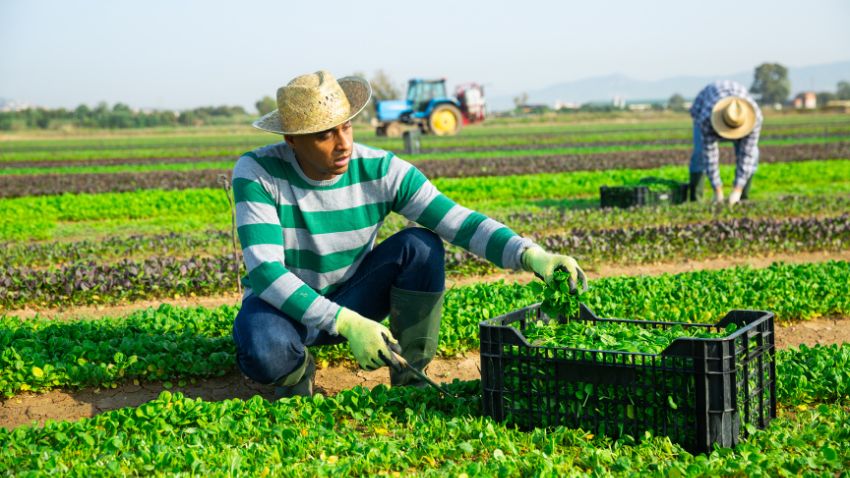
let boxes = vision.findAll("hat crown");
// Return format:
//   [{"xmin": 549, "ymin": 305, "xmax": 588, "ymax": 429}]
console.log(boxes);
[
  {"xmin": 710, "ymin": 94, "xmax": 756, "ymax": 140},
  {"xmin": 722, "ymin": 98, "xmax": 746, "ymax": 128},
  {"xmin": 276, "ymin": 70, "xmax": 352, "ymax": 134}
]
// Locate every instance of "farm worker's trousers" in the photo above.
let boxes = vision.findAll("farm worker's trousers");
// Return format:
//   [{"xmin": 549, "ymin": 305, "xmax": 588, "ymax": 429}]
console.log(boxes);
[
  {"xmin": 231, "ymin": 227, "xmax": 446, "ymax": 388},
  {"xmin": 689, "ymin": 122, "xmax": 755, "ymax": 201}
]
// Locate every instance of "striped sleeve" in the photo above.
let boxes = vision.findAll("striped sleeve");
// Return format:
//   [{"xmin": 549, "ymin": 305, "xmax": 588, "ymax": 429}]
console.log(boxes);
[
  {"xmin": 390, "ymin": 157, "xmax": 533, "ymax": 269},
  {"xmin": 232, "ymin": 155, "xmax": 341, "ymax": 332}
]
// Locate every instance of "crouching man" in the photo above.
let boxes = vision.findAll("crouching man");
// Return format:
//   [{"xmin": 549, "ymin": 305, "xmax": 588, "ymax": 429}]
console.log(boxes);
[{"xmin": 231, "ymin": 70, "xmax": 586, "ymax": 398}]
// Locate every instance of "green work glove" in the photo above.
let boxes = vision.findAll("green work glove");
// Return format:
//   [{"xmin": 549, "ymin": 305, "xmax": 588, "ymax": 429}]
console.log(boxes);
[
  {"xmin": 521, "ymin": 245, "xmax": 588, "ymax": 293},
  {"xmin": 335, "ymin": 307, "xmax": 401, "ymax": 371}
]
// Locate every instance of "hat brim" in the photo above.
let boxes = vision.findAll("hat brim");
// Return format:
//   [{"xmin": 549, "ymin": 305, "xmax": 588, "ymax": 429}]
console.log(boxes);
[
  {"xmin": 252, "ymin": 76, "xmax": 372, "ymax": 135},
  {"xmin": 710, "ymin": 96, "xmax": 757, "ymax": 140}
]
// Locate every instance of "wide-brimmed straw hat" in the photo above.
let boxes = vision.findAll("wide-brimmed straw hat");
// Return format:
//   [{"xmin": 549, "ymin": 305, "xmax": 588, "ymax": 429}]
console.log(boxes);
[
  {"xmin": 253, "ymin": 70, "xmax": 372, "ymax": 135},
  {"xmin": 710, "ymin": 96, "xmax": 757, "ymax": 139}
]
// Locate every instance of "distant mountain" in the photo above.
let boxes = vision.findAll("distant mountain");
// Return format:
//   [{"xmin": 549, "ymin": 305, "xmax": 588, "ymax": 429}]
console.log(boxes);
[{"xmin": 488, "ymin": 60, "xmax": 850, "ymax": 112}]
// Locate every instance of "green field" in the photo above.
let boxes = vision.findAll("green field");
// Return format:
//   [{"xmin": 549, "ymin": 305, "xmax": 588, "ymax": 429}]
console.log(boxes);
[{"xmin": 1, "ymin": 112, "xmax": 849, "ymax": 476}]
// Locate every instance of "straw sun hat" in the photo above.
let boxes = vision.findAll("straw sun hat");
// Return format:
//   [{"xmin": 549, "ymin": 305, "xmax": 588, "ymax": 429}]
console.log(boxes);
[
  {"xmin": 710, "ymin": 96, "xmax": 757, "ymax": 140},
  {"xmin": 253, "ymin": 70, "xmax": 372, "ymax": 135}
]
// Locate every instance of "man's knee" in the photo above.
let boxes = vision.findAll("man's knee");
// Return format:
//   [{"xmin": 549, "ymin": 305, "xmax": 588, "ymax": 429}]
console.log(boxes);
[
  {"xmin": 237, "ymin": 338, "xmax": 304, "ymax": 385},
  {"xmin": 232, "ymin": 303, "xmax": 306, "ymax": 385},
  {"xmin": 393, "ymin": 227, "xmax": 445, "ymax": 293},
  {"xmin": 404, "ymin": 227, "xmax": 445, "ymax": 261}
]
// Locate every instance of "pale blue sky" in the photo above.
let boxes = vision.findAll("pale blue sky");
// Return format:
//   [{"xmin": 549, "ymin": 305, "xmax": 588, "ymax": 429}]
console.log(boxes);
[{"xmin": 2, "ymin": 0, "xmax": 848, "ymax": 111}]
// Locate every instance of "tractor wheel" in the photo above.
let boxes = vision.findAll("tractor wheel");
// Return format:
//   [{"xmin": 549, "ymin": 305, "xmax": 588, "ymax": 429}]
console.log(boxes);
[
  {"xmin": 385, "ymin": 122, "xmax": 404, "ymax": 138},
  {"xmin": 428, "ymin": 104, "xmax": 462, "ymax": 136}
]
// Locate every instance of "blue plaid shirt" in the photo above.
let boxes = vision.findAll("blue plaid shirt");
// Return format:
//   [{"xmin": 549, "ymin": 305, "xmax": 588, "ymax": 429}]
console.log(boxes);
[{"xmin": 690, "ymin": 80, "xmax": 763, "ymax": 188}]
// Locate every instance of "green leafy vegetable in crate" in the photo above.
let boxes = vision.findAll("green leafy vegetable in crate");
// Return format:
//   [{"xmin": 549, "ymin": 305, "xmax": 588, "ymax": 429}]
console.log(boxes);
[
  {"xmin": 498, "ymin": 270, "xmax": 766, "ymax": 450},
  {"xmin": 637, "ymin": 176, "xmax": 687, "ymax": 193},
  {"xmin": 533, "ymin": 268, "xmax": 737, "ymax": 353},
  {"xmin": 523, "ymin": 320, "xmax": 732, "ymax": 354}
]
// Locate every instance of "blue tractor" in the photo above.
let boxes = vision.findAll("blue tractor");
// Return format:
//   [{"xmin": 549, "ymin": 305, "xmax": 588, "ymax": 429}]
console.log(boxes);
[{"xmin": 374, "ymin": 78, "xmax": 486, "ymax": 137}]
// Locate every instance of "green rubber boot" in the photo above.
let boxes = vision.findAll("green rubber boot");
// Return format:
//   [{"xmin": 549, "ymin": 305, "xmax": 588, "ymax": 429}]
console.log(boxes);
[
  {"xmin": 689, "ymin": 172, "xmax": 705, "ymax": 202},
  {"xmin": 741, "ymin": 176, "xmax": 753, "ymax": 201},
  {"xmin": 388, "ymin": 286, "xmax": 445, "ymax": 387}
]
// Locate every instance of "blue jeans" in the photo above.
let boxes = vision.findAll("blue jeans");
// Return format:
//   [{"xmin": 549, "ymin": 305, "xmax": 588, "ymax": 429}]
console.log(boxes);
[
  {"xmin": 231, "ymin": 227, "xmax": 445, "ymax": 385},
  {"xmin": 690, "ymin": 122, "xmax": 751, "ymax": 173},
  {"xmin": 689, "ymin": 122, "xmax": 705, "ymax": 174},
  {"xmin": 690, "ymin": 123, "xmax": 754, "ymax": 198}
]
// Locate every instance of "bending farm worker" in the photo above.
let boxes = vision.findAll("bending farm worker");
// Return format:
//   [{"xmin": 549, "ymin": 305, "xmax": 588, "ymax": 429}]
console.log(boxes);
[
  {"xmin": 688, "ymin": 80, "xmax": 763, "ymax": 206},
  {"xmin": 230, "ymin": 70, "xmax": 585, "ymax": 398}
]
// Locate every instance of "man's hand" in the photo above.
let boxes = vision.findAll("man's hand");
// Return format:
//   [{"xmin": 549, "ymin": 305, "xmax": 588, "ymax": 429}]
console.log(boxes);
[
  {"xmin": 335, "ymin": 308, "xmax": 400, "ymax": 370},
  {"xmin": 521, "ymin": 246, "xmax": 587, "ymax": 293},
  {"xmin": 728, "ymin": 187, "xmax": 743, "ymax": 206},
  {"xmin": 714, "ymin": 186, "xmax": 725, "ymax": 203}
]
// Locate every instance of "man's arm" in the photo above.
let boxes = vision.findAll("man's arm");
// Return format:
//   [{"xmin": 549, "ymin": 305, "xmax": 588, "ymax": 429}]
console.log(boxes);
[
  {"xmin": 389, "ymin": 157, "xmax": 585, "ymax": 290},
  {"xmin": 232, "ymin": 155, "xmax": 341, "ymax": 333},
  {"xmin": 391, "ymin": 159, "xmax": 531, "ymax": 270},
  {"xmin": 734, "ymin": 127, "xmax": 761, "ymax": 190}
]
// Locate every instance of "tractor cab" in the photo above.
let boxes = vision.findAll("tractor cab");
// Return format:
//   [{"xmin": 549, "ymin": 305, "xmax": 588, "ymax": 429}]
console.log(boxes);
[{"xmin": 407, "ymin": 79, "xmax": 448, "ymax": 112}]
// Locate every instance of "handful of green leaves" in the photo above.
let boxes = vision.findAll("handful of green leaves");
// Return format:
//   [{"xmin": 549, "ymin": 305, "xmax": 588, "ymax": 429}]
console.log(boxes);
[
  {"xmin": 531, "ymin": 269, "xmax": 737, "ymax": 353},
  {"xmin": 538, "ymin": 268, "xmax": 582, "ymax": 320}
]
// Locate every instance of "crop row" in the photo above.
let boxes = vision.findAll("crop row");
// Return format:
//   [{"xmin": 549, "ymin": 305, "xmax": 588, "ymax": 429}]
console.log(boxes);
[
  {"xmin": 415, "ymin": 131, "xmax": 850, "ymax": 155},
  {"xmin": 3, "ymin": 159, "xmax": 849, "ymax": 242},
  {"xmin": 446, "ymin": 213, "xmax": 850, "ymax": 275},
  {"xmin": 5, "ymin": 194, "xmax": 847, "ymax": 269},
  {"xmin": 2, "ymin": 230, "xmax": 232, "ymax": 268},
  {"xmin": 2, "ymin": 142, "xmax": 848, "ymax": 198},
  {"xmin": 500, "ymin": 193, "xmax": 850, "ymax": 232},
  {"xmin": 413, "ymin": 141, "xmax": 850, "ymax": 179},
  {"xmin": 0, "ymin": 155, "xmax": 225, "ymax": 171},
  {"xmin": 2, "ymin": 132, "xmax": 846, "ymax": 165},
  {"xmin": 1, "ymin": 351, "xmax": 847, "ymax": 475},
  {"xmin": 0, "ymin": 255, "xmax": 239, "ymax": 309},
  {"xmin": 0, "ymin": 169, "xmax": 228, "ymax": 198},
  {"xmin": 3, "ymin": 212, "xmax": 848, "ymax": 309},
  {"xmin": 406, "ymin": 135, "xmax": 849, "ymax": 162},
  {"xmin": 2, "ymin": 261, "xmax": 847, "ymax": 396},
  {"xmin": 3, "ymin": 118, "xmax": 848, "ymax": 155},
  {"xmin": 4, "ymin": 140, "xmax": 845, "ymax": 176},
  {"xmin": 3, "ymin": 135, "xmax": 848, "ymax": 174},
  {"xmin": 428, "ymin": 159, "xmax": 850, "ymax": 207},
  {"xmin": 0, "ymin": 140, "xmax": 840, "ymax": 179}
]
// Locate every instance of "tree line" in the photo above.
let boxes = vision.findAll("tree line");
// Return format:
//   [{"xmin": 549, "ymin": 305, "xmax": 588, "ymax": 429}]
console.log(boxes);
[
  {"xmin": 2, "ymin": 70, "xmax": 402, "ymax": 131},
  {"xmin": 0, "ymin": 103, "xmax": 249, "ymax": 131}
]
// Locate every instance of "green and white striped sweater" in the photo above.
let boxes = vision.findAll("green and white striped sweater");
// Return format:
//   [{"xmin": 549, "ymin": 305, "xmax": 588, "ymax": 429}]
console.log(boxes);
[{"xmin": 232, "ymin": 141, "xmax": 533, "ymax": 333}]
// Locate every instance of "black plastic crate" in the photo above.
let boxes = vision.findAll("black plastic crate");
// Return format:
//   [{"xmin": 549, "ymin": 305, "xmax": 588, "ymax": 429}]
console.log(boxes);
[
  {"xmin": 480, "ymin": 304, "xmax": 776, "ymax": 453},
  {"xmin": 600, "ymin": 177, "xmax": 690, "ymax": 209}
]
